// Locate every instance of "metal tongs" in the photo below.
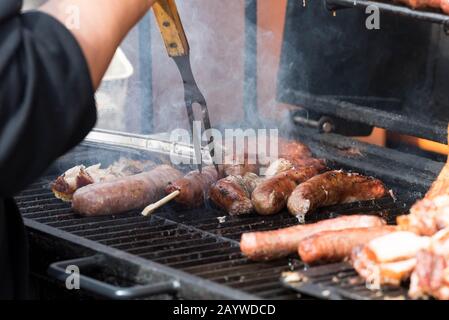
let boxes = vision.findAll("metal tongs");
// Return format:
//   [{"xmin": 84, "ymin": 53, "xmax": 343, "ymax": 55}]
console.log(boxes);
[{"xmin": 152, "ymin": 0, "xmax": 217, "ymax": 173}]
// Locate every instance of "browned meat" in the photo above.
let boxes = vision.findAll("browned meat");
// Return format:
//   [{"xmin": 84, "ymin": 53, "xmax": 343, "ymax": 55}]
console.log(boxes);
[
  {"xmin": 223, "ymin": 161, "xmax": 259, "ymax": 177},
  {"xmin": 210, "ymin": 157, "xmax": 308, "ymax": 216},
  {"xmin": 52, "ymin": 158, "xmax": 155, "ymax": 201},
  {"xmin": 165, "ymin": 166, "xmax": 223, "ymax": 207},
  {"xmin": 209, "ymin": 173, "xmax": 261, "ymax": 215},
  {"xmin": 397, "ymin": 131, "xmax": 449, "ymax": 236},
  {"xmin": 398, "ymin": 196, "xmax": 449, "ymax": 236},
  {"xmin": 240, "ymin": 215, "xmax": 386, "ymax": 261},
  {"xmin": 72, "ymin": 165, "xmax": 182, "ymax": 216},
  {"xmin": 252, "ymin": 164, "xmax": 326, "ymax": 216},
  {"xmin": 395, "ymin": 0, "xmax": 449, "ymax": 14},
  {"xmin": 287, "ymin": 170, "xmax": 387, "ymax": 217},
  {"xmin": 297, "ymin": 226, "xmax": 396, "ymax": 265},
  {"xmin": 351, "ymin": 231, "xmax": 430, "ymax": 288},
  {"xmin": 409, "ymin": 228, "xmax": 449, "ymax": 300},
  {"xmin": 398, "ymin": 133, "xmax": 449, "ymax": 236},
  {"xmin": 278, "ymin": 138, "xmax": 312, "ymax": 160},
  {"xmin": 52, "ymin": 165, "xmax": 96, "ymax": 202}
]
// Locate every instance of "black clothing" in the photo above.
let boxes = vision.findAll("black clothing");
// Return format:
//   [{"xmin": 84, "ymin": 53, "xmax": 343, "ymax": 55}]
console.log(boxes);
[{"xmin": 0, "ymin": 0, "xmax": 96, "ymax": 299}]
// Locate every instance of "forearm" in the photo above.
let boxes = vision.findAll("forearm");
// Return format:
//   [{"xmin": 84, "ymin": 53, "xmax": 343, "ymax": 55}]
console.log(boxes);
[{"xmin": 40, "ymin": 0, "xmax": 155, "ymax": 89}]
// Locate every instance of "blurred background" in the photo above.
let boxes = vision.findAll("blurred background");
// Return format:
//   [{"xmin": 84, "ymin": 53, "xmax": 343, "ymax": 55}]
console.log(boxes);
[{"xmin": 22, "ymin": 0, "xmax": 448, "ymax": 159}]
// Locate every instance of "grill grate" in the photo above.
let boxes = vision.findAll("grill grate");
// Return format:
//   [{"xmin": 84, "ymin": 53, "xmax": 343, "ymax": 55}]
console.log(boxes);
[
  {"xmin": 16, "ymin": 175, "xmax": 409, "ymax": 299},
  {"xmin": 282, "ymin": 262, "xmax": 409, "ymax": 300}
]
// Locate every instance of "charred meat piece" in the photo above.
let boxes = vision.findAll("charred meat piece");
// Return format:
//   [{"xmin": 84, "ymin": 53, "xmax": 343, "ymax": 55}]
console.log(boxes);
[
  {"xmin": 52, "ymin": 165, "xmax": 98, "ymax": 202},
  {"xmin": 262, "ymin": 157, "xmax": 325, "ymax": 177},
  {"xmin": 209, "ymin": 173, "xmax": 261, "ymax": 216},
  {"xmin": 72, "ymin": 165, "xmax": 182, "ymax": 216},
  {"xmin": 223, "ymin": 156, "xmax": 259, "ymax": 177},
  {"xmin": 398, "ymin": 141, "xmax": 449, "ymax": 236},
  {"xmin": 165, "ymin": 166, "xmax": 224, "ymax": 208},
  {"xmin": 409, "ymin": 228, "xmax": 449, "ymax": 300},
  {"xmin": 263, "ymin": 158, "xmax": 294, "ymax": 177},
  {"xmin": 297, "ymin": 226, "xmax": 397, "ymax": 265},
  {"xmin": 351, "ymin": 231, "xmax": 430, "ymax": 288},
  {"xmin": 240, "ymin": 215, "xmax": 386, "ymax": 261},
  {"xmin": 210, "ymin": 157, "xmax": 313, "ymax": 216},
  {"xmin": 287, "ymin": 170, "xmax": 387, "ymax": 218},
  {"xmin": 278, "ymin": 138, "xmax": 312, "ymax": 160},
  {"xmin": 252, "ymin": 164, "xmax": 326, "ymax": 216},
  {"xmin": 51, "ymin": 158, "xmax": 155, "ymax": 201}
]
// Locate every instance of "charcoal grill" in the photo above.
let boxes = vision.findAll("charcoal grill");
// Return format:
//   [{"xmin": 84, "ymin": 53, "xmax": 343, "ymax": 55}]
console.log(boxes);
[
  {"xmin": 16, "ymin": 123, "xmax": 443, "ymax": 300},
  {"xmin": 16, "ymin": 0, "xmax": 449, "ymax": 300}
]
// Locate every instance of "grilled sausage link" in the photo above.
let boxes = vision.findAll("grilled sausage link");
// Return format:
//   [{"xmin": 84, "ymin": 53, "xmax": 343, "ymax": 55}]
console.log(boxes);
[
  {"xmin": 252, "ymin": 165, "xmax": 326, "ymax": 216},
  {"xmin": 209, "ymin": 173, "xmax": 261, "ymax": 216},
  {"xmin": 223, "ymin": 162, "xmax": 259, "ymax": 177},
  {"xmin": 240, "ymin": 215, "xmax": 386, "ymax": 261},
  {"xmin": 165, "ymin": 166, "xmax": 223, "ymax": 207},
  {"xmin": 72, "ymin": 165, "xmax": 182, "ymax": 216},
  {"xmin": 287, "ymin": 170, "xmax": 387, "ymax": 217},
  {"xmin": 297, "ymin": 226, "xmax": 397, "ymax": 265},
  {"xmin": 210, "ymin": 157, "xmax": 303, "ymax": 216},
  {"xmin": 278, "ymin": 138, "xmax": 312, "ymax": 160}
]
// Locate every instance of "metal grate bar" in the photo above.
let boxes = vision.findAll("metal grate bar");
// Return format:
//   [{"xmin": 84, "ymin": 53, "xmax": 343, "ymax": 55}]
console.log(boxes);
[
  {"xmin": 166, "ymin": 251, "xmax": 244, "ymax": 269},
  {"xmin": 86, "ymin": 220, "xmax": 171, "ymax": 241},
  {"xmin": 194, "ymin": 260, "xmax": 290, "ymax": 278},
  {"xmin": 151, "ymin": 244, "xmax": 238, "ymax": 264},
  {"xmin": 17, "ymin": 163, "xmax": 415, "ymax": 300},
  {"xmin": 96, "ymin": 224, "xmax": 183, "ymax": 245},
  {"xmin": 120, "ymin": 235, "xmax": 216, "ymax": 254}
]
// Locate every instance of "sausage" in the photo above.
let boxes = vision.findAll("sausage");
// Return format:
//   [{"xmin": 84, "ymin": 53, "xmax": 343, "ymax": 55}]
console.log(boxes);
[
  {"xmin": 165, "ymin": 166, "xmax": 223, "ymax": 207},
  {"xmin": 223, "ymin": 162, "xmax": 259, "ymax": 177},
  {"xmin": 240, "ymin": 214, "xmax": 386, "ymax": 261},
  {"xmin": 209, "ymin": 173, "xmax": 261, "ymax": 215},
  {"xmin": 211, "ymin": 157, "xmax": 322, "ymax": 216},
  {"xmin": 287, "ymin": 157, "xmax": 326, "ymax": 170},
  {"xmin": 52, "ymin": 158, "xmax": 155, "ymax": 201},
  {"xmin": 72, "ymin": 165, "xmax": 182, "ymax": 216},
  {"xmin": 278, "ymin": 138, "xmax": 312, "ymax": 160},
  {"xmin": 222, "ymin": 148, "xmax": 260, "ymax": 176},
  {"xmin": 263, "ymin": 157, "xmax": 325, "ymax": 176},
  {"xmin": 287, "ymin": 170, "xmax": 387, "ymax": 217},
  {"xmin": 263, "ymin": 158, "xmax": 294, "ymax": 177},
  {"xmin": 297, "ymin": 226, "xmax": 396, "ymax": 265},
  {"xmin": 252, "ymin": 165, "xmax": 326, "ymax": 216}
]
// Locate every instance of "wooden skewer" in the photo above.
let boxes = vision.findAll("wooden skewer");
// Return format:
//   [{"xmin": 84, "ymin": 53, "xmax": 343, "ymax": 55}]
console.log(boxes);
[{"xmin": 141, "ymin": 190, "xmax": 180, "ymax": 216}]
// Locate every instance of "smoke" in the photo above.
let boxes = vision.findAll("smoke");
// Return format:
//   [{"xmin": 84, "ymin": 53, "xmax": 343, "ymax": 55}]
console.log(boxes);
[
  {"xmin": 93, "ymin": 0, "xmax": 297, "ymax": 166},
  {"xmin": 147, "ymin": 0, "xmax": 291, "ymax": 135}
]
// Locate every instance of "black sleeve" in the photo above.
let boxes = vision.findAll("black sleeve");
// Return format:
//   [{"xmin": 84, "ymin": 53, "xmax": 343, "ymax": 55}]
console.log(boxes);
[{"xmin": 0, "ymin": 0, "xmax": 97, "ymax": 197}]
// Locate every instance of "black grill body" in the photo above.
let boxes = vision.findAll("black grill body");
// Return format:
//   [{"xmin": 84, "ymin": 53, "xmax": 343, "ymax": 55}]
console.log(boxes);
[
  {"xmin": 18, "ymin": 127, "xmax": 443, "ymax": 300},
  {"xmin": 278, "ymin": 0, "xmax": 449, "ymax": 143}
]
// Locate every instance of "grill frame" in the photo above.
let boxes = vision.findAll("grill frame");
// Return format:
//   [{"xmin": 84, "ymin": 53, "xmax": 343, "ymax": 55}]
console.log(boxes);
[
  {"xmin": 25, "ymin": 216, "xmax": 259, "ymax": 300},
  {"xmin": 19, "ymin": 128, "xmax": 444, "ymax": 300},
  {"xmin": 327, "ymin": 0, "xmax": 449, "ymax": 29}
]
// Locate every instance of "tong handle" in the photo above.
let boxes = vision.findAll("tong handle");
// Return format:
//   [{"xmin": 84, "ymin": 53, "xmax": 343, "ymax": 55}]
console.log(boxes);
[{"xmin": 152, "ymin": 0, "xmax": 190, "ymax": 57}]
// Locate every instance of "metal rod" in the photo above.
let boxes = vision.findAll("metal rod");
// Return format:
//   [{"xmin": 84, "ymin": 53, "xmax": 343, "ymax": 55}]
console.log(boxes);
[
  {"xmin": 327, "ymin": 0, "xmax": 449, "ymax": 31},
  {"xmin": 138, "ymin": 12, "xmax": 154, "ymax": 134},
  {"xmin": 244, "ymin": 0, "xmax": 259, "ymax": 126}
]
